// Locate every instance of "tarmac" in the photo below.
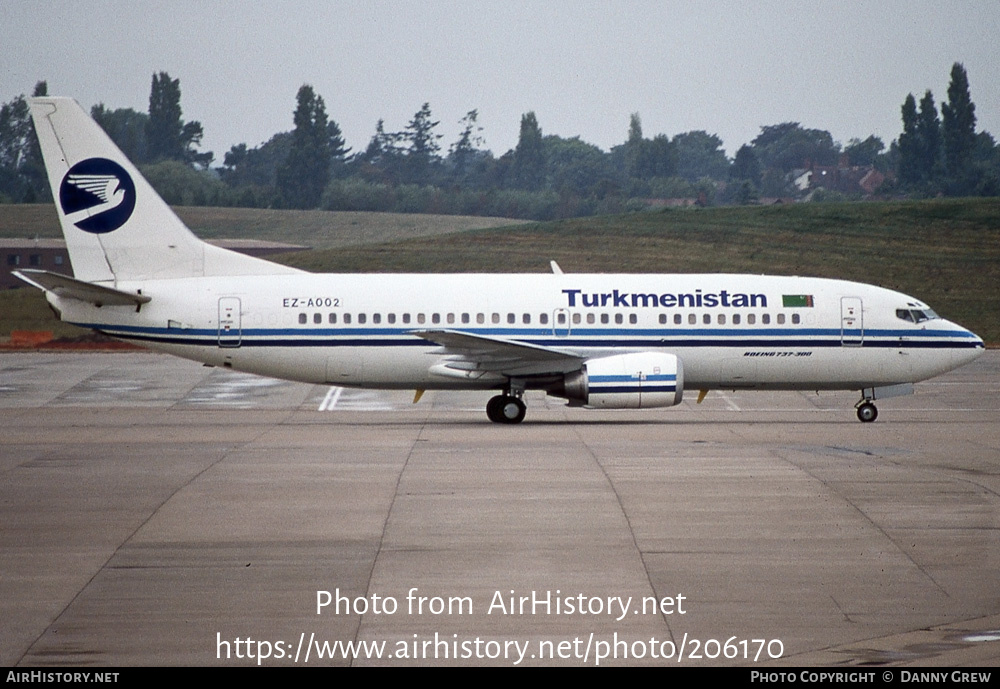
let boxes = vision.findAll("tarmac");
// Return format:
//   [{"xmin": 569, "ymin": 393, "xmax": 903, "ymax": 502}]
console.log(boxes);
[{"xmin": 1, "ymin": 350, "xmax": 998, "ymax": 667}]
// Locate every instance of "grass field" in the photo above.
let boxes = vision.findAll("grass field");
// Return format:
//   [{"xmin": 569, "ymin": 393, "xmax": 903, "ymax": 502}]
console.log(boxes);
[
  {"xmin": 0, "ymin": 205, "xmax": 527, "ymax": 248},
  {"xmin": 2, "ymin": 198, "xmax": 998, "ymax": 343}
]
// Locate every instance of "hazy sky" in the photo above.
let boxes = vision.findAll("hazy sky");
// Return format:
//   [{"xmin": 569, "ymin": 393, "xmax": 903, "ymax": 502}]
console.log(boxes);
[{"xmin": 3, "ymin": 1, "xmax": 998, "ymax": 162}]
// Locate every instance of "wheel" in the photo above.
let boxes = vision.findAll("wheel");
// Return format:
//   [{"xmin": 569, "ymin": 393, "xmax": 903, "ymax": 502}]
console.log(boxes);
[
  {"xmin": 499, "ymin": 397, "xmax": 526, "ymax": 424},
  {"xmin": 856, "ymin": 402, "xmax": 878, "ymax": 423},
  {"xmin": 486, "ymin": 395, "xmax": 505, "ymax": 422},
  {"xmin": 486, "ymin": 395, "xmax": 526, "ymax": 424}
]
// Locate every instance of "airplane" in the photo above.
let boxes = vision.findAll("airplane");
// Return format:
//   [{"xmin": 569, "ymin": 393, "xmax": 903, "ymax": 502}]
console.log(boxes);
[{"xmin": 15, "ymin": 97, "xmax": 985, "ymax": 424}]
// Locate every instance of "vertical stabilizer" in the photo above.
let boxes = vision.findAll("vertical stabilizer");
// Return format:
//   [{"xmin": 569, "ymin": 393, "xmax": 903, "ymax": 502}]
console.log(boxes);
[{"xmin": 28, "ymin": 97, "xmax": 299, "ymax": 283}]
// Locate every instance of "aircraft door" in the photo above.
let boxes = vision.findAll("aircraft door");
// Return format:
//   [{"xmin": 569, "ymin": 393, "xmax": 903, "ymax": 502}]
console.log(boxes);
[
  {"xmin": 218, "ymin": 297, "xmax": 242, "ymax": 348},
  {"xmin": 840, "ymin": 297, "xmax": 863, "ymax": 346}
]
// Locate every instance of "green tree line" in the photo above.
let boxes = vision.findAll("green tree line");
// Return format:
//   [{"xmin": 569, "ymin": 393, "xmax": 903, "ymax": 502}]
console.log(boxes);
[{"xmin": 2, "ymin": 64, "xmax": 998, "ymax": 217}]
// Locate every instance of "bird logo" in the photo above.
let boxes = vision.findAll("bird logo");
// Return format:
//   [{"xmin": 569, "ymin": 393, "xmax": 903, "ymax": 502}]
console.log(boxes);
[{"xmin": 59, "ymin": 158, "xmax": 136, "ymax": 234}]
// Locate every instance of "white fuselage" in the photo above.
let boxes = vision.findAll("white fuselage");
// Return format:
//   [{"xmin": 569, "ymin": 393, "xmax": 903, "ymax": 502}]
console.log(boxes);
[{"xmin": 51, "ymin": 272, "xmax": 984, "ymax": 393}]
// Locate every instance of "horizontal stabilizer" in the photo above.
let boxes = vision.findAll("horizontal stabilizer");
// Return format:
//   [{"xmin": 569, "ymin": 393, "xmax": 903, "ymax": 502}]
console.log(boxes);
[{"xmin": 13, "ymin": 269, "xmax": 151, "ymax": 307}]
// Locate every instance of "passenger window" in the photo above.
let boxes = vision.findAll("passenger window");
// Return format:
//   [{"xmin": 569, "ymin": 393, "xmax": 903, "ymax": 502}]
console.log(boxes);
[
  {"xmin": 587, "ymin": 313, "xmax": 596, "ymax": 324},
  {"xmin": 313, "ymin": 313, "xmax": 322, "ymax": 324},
  {"xmin": 431, "ymin": 313, "xmax": 440, "ymax": 324},
  {"xmin": 402, "ymin": 313, "xmax": 411, "ymax": 324},
  {"xmin": 417, "ymin": 313, "xmax": 425, "ymax": 324},
  {"xmin": 358, "ymin": 313, "xmax": 367, "ymax": 324},
  {"xmin": 329, "ymin": 313, "xmax": 337, "ymax": 324},
  {"xmin": 447, "ymin": 313, "xmax": 455, "ymax": 325},
  {"xmin": 492, "ymin": 313, "xmax": 500, "ymax": 324},
  {"xmin": 572, "ymin": 313, "xmax": 581, "ymax": 324},
  {"xmin": 601, "ymin": 313, "xmax": 609, "ymax": 325},
  {"xmin": 373, "ymin": 313, "xmax": 381, "ymax": 324},
  {"xmin": 507, "ymin": 313, "xmax": 516, "ymax": 324},
  {"xmin": 523, "ymin": 313, "xmax": 531, "ymax": 324},
  {"xmin": 762, "ymin": 314, "xmax": 770, "ymax": 325},
  {"xmin": 615, "ymin": 313, "xmax": 623, "ymax": 325},
  {"xmin": 777, "ymin": 314, "xmax": 785, "ymax": 325},
  {"xmin": 703, "ymin": 314, "xmax": 711, "ymax": 325},
  {"xmin": 477, "ymin": 313, "xmax": 485, "ymax": 324},
  {"xmin": 746, "ymin": 314, "xmax": 754, "ymax": 325},
  {"xmin": 718, "ymin": 314, "xmax": 726, "ymax": 325},
  {"xmin": 299, "ymin": 313, "xmax": 307, "ymax": 324},
  {"xmin": 344, "ymin": 313, "xmax": 352, "ymax": 324},
  {"xmin": 674, "ymin": 314, "xmax": 682, "ymax": 325},
  {"xmin": 629, "ymin": 314, "xmax": 637, "ymax": 325},
  {"xmin": 540, "ymin": 313, "xmax": 549, "ymax": 325},
  {"xmin": 557, "ymin": 312, "xmax": 566, "ymax": 325},
  {"xmin": 791, "ymin": 313, "xmax": 800, "ymax": 324},
  {"xmin": 733, "ymin": 314, "xmax": 741, "ymax": 325},
  {"xmin": 462, "ymin": 313, "xmax": 470, "ymax": 324},
  {"xmin": 688, "ymin": 314, "xmax": 696, "ymax": 325},
  {"xmin": 659, "ymin": 314, "xmax": 667, "ymax": 324},
  {"xmin": 387, "ymin": 313, "xmax": 396, "ymax": 324}
]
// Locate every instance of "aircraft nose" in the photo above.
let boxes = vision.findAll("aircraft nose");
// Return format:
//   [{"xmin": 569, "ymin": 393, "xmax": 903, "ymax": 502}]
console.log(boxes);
[{"xmin": 952, "ymin": 324, "xmax": 985, "ymax": 367}]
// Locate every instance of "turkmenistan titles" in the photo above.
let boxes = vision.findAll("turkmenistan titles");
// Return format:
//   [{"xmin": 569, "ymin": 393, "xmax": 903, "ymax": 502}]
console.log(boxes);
[{"xmin": 562, "ymin": 289, "xmax": 767, "ymax": 309}]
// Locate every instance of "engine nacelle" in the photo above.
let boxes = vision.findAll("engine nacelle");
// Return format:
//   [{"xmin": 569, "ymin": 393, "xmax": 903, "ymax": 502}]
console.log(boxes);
[{"xmin": 558, "ymin": 352, "xmax": 684, "ymax": 409}]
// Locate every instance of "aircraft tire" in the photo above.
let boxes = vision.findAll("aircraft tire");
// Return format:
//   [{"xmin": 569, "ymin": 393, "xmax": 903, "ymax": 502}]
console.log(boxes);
[
  {"xmin": 856, "ymin": 402, "xmax": 878, "ymax": 423},
  {"xmin": 486, "ymin": 395, "xmax": 505, "ymax": 422},
  {"xmin": 487, "ymin": 395, "xmax": 526, "ymax": 423},
  {"xmin": 500, "ymin": 397, "xmax": 526, "ymax": 424}
]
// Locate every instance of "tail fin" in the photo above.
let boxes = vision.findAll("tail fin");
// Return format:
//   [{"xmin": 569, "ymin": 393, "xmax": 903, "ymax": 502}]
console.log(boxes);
[{"xmin": 28, "ymin": 97, "xmax": 299, "ymax": 283}]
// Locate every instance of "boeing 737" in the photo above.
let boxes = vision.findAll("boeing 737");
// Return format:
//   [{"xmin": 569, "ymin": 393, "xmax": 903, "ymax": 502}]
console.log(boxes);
[{"xmin": 15, "ymin": 98, "xmax": 985, "ymax": 423}]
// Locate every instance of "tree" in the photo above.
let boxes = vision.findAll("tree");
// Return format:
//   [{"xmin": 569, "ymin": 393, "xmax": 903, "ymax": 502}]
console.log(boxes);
[
  {"xmin": 623, "ymin": 112, "xmax": 646, "ymax": 180},
  {"xmin": 729, "ymin": 144, "xmax": 761, "ymax": 185},
  {"xmin": 400, "ymin": 102, "xmax": 442, "ymax": 184},
  {"xmin": 897, "ymin": 93, "xmax": 921, "ymax": 185},
  {"xmin": 219, "ymin": 131, "xmax": 293, "ymax": 206},
  {"xmin": 915, "ymin": 90, "xmax": 942, "ymax": 185},
  {"xmin": 361, "ymin": 119, "xmax": 399, "ymax": 165},
  {"xmin": 614, "ymin": 114, "xmax": 676, "ymax": 188},
  {"xmin": 92, "ymin": 104, "xmax": 149, "ymax": 164},
  {"xmin": 146, "ymin": 72, "xmax": 211, "ymax": 167},
  {"xmin": 448, "ymin": 109, "xmax": 485, "ymax": 183},
  {"xmin": 942, "ymin": 62, "xmax": 977, "ymax": 193},
  {"xmin": 544, "ymin": 135, "xmax": 615, "ymax": 197},
  {"xmin": 326, "ymin": 119, "xmax": 350, "ymax": 180},
  {"xmin": 513, "ymin": 112, "xmax": 545, "ymax": 190},
  {"xmin": 751, "ymin": 122, "xmax": 839, "ymax": 173},
  {"xmin": 843, "ymin": 136, "xmax": 885, "ymax": 167},
  {"xmin": 278, "ymin": 84, "xmax": 335, "ymax": 208},
  {"xmin": 672, "ymin": 131, "xmax": 729, "ymax": 182},
  {"xmin": 0, "ymin": 81, "xmax": 49, "ymax": 202}
]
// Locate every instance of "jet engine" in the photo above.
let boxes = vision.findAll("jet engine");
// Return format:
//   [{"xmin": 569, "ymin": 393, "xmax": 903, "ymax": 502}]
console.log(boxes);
[{"xmin": 556, "ymin": 352, "xmax": 683, "ymax": 409}]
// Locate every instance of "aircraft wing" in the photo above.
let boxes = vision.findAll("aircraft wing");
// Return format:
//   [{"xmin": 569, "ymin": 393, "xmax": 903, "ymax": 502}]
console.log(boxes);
[
  {"xmin": 411, "ymin": 329, "xmax": 585, "ymax": 377},
  {"xmin": 13, "ymin": 269, "xmax": 151, "ymax": 307}
]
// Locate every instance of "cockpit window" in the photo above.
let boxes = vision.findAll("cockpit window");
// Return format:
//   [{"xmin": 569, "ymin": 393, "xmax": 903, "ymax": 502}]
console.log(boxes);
[{"xmin": 896, "ymin": 308, "xmax": 939, "ymax": 323}]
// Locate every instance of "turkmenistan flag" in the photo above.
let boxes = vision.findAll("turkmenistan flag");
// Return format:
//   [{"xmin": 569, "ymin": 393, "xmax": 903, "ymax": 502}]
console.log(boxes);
[{"xmin": 782, "ymin": 294, "xmax": 814, "ymax": 307}]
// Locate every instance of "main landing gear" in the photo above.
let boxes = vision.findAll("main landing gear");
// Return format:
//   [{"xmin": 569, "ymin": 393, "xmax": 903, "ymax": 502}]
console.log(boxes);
[
  {"xmin": 855, "ymin": 400, "xmax": 878, "ymax": 423},
  {"xmin": 486, "ymin": 394, "xmax": 526, "ymax": 424}
]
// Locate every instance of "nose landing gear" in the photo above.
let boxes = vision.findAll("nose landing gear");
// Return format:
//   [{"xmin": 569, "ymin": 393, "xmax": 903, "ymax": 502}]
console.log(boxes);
[{"xmin": 855, "ymin": 401, "xmax": 878, "ymax": 423}]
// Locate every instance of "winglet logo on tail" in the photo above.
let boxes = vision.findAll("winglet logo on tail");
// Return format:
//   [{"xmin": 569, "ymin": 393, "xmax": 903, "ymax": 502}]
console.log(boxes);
[{"xmin": 59, "ymin": 158, "xmax": 136, "ymax": 234}]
